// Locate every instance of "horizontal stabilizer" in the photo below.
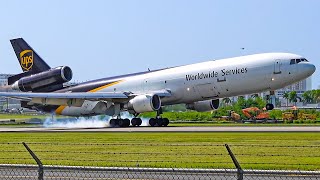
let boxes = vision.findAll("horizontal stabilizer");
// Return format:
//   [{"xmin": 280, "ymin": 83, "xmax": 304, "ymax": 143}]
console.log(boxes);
[{"xmin": 7, "ymin": 71, "xmax": 33, "ymax": 85}]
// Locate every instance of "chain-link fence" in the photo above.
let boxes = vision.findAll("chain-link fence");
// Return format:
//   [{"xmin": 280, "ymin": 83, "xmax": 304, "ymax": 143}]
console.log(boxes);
[
  {"xmin": 0, "ymin": 142, "xmax": 319, "ymax": 179},
  {"xmin": 1, "ymin": 164, "xmax": 319, "ymax": 180}
]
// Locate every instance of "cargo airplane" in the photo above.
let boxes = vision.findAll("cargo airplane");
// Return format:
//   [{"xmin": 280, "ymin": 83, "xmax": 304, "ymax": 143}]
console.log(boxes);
[{"xmin": 0, "ymin": 38, "xmax": 316, "ymax": 127}]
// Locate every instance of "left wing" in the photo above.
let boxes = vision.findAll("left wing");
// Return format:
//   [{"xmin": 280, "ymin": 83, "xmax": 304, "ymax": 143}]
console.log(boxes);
[
  {"xmin": 0, "ymin": 89, "xmax": 172, "ymax": 107},
  {"xmin": 0, "ymin": 92, "xmax": 129, "ymax": 106}
]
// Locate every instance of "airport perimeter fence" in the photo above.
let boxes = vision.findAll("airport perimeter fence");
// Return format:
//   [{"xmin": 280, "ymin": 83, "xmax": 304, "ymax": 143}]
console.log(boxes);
[{"xmin": 0, "ymin": 142, "xmax": 319, "ymax": 179}]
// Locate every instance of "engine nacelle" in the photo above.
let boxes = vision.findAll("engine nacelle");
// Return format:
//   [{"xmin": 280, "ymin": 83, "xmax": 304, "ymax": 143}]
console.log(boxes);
[
  {"xmin": 186, "ymin": 99, "xmax": 219, "ymax": 112},
  {"xmin": 12, "ymin": 66, "xmax": 73, "ymax": 92},
  {"xmin": 126, "ymin": 94, "xmax": 161, "ymax": 114}
]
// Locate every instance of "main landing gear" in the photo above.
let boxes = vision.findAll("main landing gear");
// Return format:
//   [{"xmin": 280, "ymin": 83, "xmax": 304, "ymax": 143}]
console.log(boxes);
[
  {"xmin": 109, "ymin": 116, "xmax": 169, "ymax": 127},
  {"xmin": 109, "ymin": 108, "xmax": 170, "ymax": 127},
  {"xmin": 148, "ymin": 117, "xmax": 169, "ymax": 127},
  {"xmin": 148, "ymin": 108, "xmax": 169, "ymax": 127},
  {"xmin": 109, "ymin": 117, "xmax": 142, "ymax": 127},
  {"xmin": 109, "ymin": 104, "xmax": 143, "ymax": 127}
]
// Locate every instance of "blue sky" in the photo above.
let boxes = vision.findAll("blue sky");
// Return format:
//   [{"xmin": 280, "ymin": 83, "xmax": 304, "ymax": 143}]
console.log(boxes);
[{"xmin": 0, "ymin": 0, "xmax": 319, "ymax": 88}]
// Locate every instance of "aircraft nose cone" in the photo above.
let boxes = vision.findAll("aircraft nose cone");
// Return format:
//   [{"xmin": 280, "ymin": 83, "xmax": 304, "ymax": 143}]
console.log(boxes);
[
  {"xmin": 307, "ymin": 63, "xmax": 316, "ymax": 75},
  {"xmin": 300, "ymin": 63, "xmax": 316, "ymax": 78}
]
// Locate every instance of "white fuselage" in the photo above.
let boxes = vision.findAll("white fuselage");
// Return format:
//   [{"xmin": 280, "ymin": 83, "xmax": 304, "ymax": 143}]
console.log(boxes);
[{"xmin": 59, "ymin": 53, "xmax": 315, "ymax": 116}]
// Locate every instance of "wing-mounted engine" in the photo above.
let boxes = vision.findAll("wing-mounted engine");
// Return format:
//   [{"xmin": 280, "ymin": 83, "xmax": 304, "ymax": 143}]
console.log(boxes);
[
  {"xmin": 11, "ymin": 66, "xmax": 73, "ymax": 92},
  {"xmin": 125, "ymin": 94, "xmax": 161, "ymax": 114},
  {"xmin": 186, "ymin": 99, "xmax": 219, "ymax": 112}
]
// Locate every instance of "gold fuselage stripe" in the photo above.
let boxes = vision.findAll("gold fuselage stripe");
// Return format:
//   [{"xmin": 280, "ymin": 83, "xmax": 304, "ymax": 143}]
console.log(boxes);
[
  {"xmin": 55, "ymin": 105, "xmax": 66, "ymax": 115},
  {"xmin": 88, "ymin": 80, "xmax": 123, "ymax": 92}
]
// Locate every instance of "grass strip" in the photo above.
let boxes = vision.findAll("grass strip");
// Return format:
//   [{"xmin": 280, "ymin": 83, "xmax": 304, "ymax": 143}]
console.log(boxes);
[{"xmin": 0, "ymin": 132, "xmax": 319, "ymax": 170}]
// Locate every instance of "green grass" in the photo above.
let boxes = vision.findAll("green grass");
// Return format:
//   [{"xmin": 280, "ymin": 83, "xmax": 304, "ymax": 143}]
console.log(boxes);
[
  {"xmin": 0, "ymin": 113, "xmax": 69, "ymax": 120},
  {"xmin": 0, "ymin": 132, "xmax": 319, "ymax": 170},
  {"xmin": 0, "ymin": 113, "xmax": 45, "ymax": 119}
]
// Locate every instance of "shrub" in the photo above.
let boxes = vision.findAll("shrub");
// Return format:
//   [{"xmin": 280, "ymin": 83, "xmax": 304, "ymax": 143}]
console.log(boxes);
[
  {"xmin": 305, "ymin": 120, "xmax": 311, "ymax": 124},
  {"xmin": 293, "ymin": 120, "xmax": 300, "ymax": 124}
]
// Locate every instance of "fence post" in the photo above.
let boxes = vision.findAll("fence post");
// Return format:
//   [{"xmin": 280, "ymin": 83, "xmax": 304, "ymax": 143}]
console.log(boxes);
[
  {"xmin": 22, "ymin": 142, "xmax": 43, "ymax": 180},
  {"xmin": 225, "ymin": 144, "xmax": 243, "ymax": 180}
]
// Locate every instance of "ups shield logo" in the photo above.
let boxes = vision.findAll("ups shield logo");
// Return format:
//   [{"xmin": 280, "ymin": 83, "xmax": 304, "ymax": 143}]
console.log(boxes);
[{"xmin": 20, "ymin": 50, "xmax": 34, "ymax": 71}]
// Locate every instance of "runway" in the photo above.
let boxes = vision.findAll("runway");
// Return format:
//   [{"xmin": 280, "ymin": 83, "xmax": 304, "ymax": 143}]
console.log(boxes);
[{"xmin": 0, "ymin": 126, "xmax": 319, "ymax": 132}]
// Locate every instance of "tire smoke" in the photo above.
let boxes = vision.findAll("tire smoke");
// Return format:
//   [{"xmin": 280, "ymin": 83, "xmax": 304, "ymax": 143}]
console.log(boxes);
[
  {"xmin": 43, "ymin": 112, "xmax": 150, "ymax": 128},
  {"xmin": 43, "ymin": 116, "xmax": 110, "ymax": 128}
]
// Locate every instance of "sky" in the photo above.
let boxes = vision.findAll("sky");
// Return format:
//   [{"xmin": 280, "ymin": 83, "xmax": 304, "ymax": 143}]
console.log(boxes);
[{"xmin": 0, "ymin": 0, "xmax": 320, "ymax": 88}]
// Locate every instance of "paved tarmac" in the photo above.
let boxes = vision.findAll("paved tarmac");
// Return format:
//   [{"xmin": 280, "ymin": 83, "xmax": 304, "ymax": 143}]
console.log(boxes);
[{"xmin": 0, "ymin": 126, "xmax": 319, "ymax": 132}]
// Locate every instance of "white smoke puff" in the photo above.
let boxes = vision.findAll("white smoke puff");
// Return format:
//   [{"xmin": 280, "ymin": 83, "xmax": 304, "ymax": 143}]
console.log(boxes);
[
  {"xmin": 141, "ymin": 118, "xmax": 150, "ymax": 126},
  {"xmin": 43, "ymin": 115, "xmax": 110, "ymax": 128},
  {"xmin": 43, "ymin": 112, "xmax": 151, "ymax": 128}
]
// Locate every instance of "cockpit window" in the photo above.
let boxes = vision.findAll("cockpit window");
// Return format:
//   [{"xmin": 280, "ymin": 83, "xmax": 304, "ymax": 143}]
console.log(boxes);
[
  {"xmin": 296, "ymin": 59, "xmax": 301, "ymax": 63},
  {"xmin": 290, "ymin": 58, "xmax": 308, "ymax": 65},
  {"xmin": 290, "ymin": 59, "xmax": 295, "ymax": 65}
]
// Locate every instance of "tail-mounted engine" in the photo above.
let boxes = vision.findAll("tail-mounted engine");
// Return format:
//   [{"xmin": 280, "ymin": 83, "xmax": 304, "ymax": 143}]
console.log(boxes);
[
  {"xmin": 186, "ymin": 99, "xmax": 219, "ymax": 112},
  {"xmin": 12, "ymin": 66, "xmax": 73, "ymax": 92}
]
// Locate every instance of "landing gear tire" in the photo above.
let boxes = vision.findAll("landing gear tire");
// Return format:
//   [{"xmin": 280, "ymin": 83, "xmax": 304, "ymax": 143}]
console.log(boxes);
[
  {"xmin": 131, "ymin": 118, "xmax": 138, "ymax": 126},
  {"xmin": 123, "ymin": 118, "xmax": 130, "ymax": 127},
  {"xmin": 117, "ymin": 119, "xmax": 130, "ymax": 127},
  {"xmin": 109, "ymin": 119, "xmax": 118, "ymax": 127},
  {"xmin": 137, "ymin": 118, "xmax": 142, "ymax": 126},
  {"xmin": 110, "ymin": 118, "xmax": 130, "ymax": 127},
  {"xmin": 118, "ymin": 119, "xmax": 124, "ymax": 127},
  {"xmin": 157, "ymin": 118, "xmax": 164, "ymax": 126},
  {"xmin": 131, "ymin": 118, "xmax": 142, "ymax": 126},
  {"xmin": 149, "ymin": 118, "xmax": 170, "ymax": 127},
  {"xmin": 266, "ymin": 103, "xmax": 274, "ymax": 110},
  {"xmin": 163, "ymin": 118, "xmax": 169, "ymax": 126},
  {"xmin": 149, "ymin": 118, "xmax": 157, "ymax": 127}
]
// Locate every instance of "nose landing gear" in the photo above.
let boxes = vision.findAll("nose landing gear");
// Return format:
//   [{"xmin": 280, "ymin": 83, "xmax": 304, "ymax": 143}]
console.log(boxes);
[
  {"xmin": 265, "ymin": 91, "xmax": 275, "ymax": 110},
  {"xmin": 265, "ymin": 103, "xmax": 274, "ymax": 110}
]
